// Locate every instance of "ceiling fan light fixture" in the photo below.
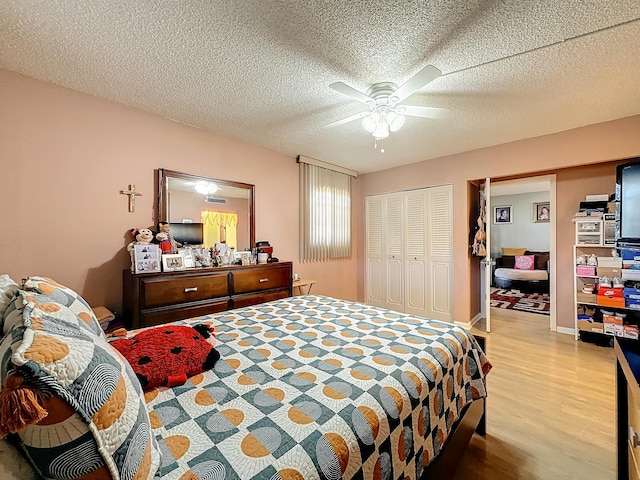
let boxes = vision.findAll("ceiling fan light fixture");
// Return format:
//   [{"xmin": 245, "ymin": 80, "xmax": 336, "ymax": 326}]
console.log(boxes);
[
  {"xmin": 387, "ymin": 111, "xmax": 405, "ymax": 132},
  {"xmin": 373, "ymin": 120, "xmax": 389, "ymax": 140},
  {"xmin": 362, "ymin": 114, "xmax": 377, "ymax": 133}
]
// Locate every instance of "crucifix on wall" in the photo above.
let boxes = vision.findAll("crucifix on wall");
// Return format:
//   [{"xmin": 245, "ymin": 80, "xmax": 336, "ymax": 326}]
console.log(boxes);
[{"xmin": 120, "ymin": 184, "xmax": 142, "ymax": 212}]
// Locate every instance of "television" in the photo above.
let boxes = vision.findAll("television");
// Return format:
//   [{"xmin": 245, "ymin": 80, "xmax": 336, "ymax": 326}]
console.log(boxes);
[
  {"xmin": 616, "ymin": 160, "xmax": 640, "ymax": 248},
  {"xmin": 169, "ymin": 222, "xmax": 204, "ymax": 246}
]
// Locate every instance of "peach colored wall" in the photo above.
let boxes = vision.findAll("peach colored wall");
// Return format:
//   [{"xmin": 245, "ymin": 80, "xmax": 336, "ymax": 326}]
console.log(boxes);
[
  {"xmin": 0, "ymin": 69, "xmax": 358, "ymax": 312},
  {"xmin": 357, "ymin": 115, "xmax": 640, "ymax": 327}
]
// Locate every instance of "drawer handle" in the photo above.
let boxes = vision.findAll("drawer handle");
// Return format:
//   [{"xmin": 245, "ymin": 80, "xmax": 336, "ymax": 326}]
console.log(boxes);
[
  {"xmin": 259, "ymin": 278, "xmax": 269, "ymax": 283},
  {"xmin": 630, "ymin": 427, "xmax": 640, "ymax": 448},
  {"xmin": 184, "ymin": 287, "xmax": 198, "ymax": 293}
]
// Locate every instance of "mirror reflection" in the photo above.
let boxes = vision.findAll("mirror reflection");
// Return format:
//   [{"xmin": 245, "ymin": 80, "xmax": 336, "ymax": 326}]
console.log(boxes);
[{"xmin": 158, "ymin": 169, "xmax": 255, "ymax": 252}]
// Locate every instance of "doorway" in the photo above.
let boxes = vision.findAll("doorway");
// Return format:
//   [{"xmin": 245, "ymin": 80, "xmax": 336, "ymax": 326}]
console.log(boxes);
[{"xmin": 477, "ymin": 175, "xmax": 557, "ymax": 333}]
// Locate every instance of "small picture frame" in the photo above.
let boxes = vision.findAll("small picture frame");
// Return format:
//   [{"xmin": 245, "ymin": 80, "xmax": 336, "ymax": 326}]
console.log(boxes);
[
  {"xmin": 178, "ymin": 248, "xmax": 195, "ymax": 268},
  {"xmin": 162, "ymin": 253, "xmax": 185, "ymax": 272},
  {"xmin": 493, "ymin": 205, "xmax": 512, "ymax": 224},
  {"xmin": 133, "ymin": 244, "xmax": 161, "ymax": 274},
  {"xmin": 534, "ymin": 202, "xmax": 550, "ymax": 223},
  {"xmin": 237, "ymin": 251, "xmax": 251, "ymax": 265}
]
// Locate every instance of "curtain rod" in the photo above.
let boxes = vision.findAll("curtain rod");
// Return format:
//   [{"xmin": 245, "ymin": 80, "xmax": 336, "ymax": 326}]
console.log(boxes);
[{"xmin": 297, "ymin": 155, "xmax": 358, "ymax": 177}]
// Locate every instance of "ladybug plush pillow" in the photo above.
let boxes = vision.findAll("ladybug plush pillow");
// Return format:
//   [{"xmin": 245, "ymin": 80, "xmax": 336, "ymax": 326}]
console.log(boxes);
[{"xmin": 111, "ymin": 323, "xmax": 220, "ymax": 390}]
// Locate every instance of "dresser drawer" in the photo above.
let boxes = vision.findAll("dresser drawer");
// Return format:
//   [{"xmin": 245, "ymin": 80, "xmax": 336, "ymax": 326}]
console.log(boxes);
[
  {"xmin": 140, "ymin": 272, "xmax": 229, "ymax": 308},
  {"xmin": 233, "ymin": 288, "xmax": 290, "ymax": 309},
  {"xmin": 231, "ymin": 265, "xmax": 291, "ymax": 294},
  {"xmin": 140, "ymin": 298, "xmax": 231, "ymax": 328}
]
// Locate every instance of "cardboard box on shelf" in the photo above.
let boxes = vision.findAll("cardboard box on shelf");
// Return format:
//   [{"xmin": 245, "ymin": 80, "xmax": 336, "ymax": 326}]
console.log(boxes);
[
  {"xmin": 577, "ymin": 320, "xmax": 604, "ymax": 333},
  {"xmin": 597, "ymin": 295, "xmax": 626, "ymax": 308},
  {"xmin": 597, "ymin": 267, "xmax": 622, "ymax": 277},
  {"xmin": 624, "ymin": 287, "xmax": 640, "ymax": 299},
  {"xmin": 577, "ymin": 292, "xmax": 597, "ymax": 303},
  {"xmin": 597, "ymin": 256, "xmax": 623, "ymax": 268},
  {"xmin": 597, "ymin": 286, "xmax": 624, "ymax": 297},
  {"xmin": 603, "ymin": 313, "xmax": 624, "ymax": 336},
  {"xmin": 576, "ymin": 266, "xmax": 596, "ymax": 276},
  {"xmin": 622, "ymin": 250, "xmax": 640, "ymax": 261},
  {"xmin": 622, "ymin": 269, "xmax": 640, "ymax": 281},
  {"xmin": 624, "ymin": 325, "xmax": 639, "ymax": 339}
]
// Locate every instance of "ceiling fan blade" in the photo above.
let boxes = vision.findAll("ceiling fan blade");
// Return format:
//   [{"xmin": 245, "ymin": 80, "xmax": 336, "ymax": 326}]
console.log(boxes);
[
  {"xmin": 329, "ymin": 82, "xmax": 373, "ymax": 104},
  {"xmin": 393, "ymin": 65, "xmax": 442, "ymax": 103},
  {"xmin": 401, "ymin": 105, "xmax": 449, "ymax": 119},
  {"xmin": 324, "ymin": 110, "xmax": 372, "ymax": 128}
]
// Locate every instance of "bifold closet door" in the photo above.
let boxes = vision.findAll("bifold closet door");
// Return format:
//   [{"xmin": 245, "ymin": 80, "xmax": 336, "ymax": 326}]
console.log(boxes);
[
  {"xmin": 425, "ymin": 185, "xmax": 452, "ymax": 321},
  {"xmin": 366, "ymin": 186, "xmax": 451, "ymax": 320},
  {"xmin": 365, "ymin": 193, "xmax": 403, "ymax": 311}
]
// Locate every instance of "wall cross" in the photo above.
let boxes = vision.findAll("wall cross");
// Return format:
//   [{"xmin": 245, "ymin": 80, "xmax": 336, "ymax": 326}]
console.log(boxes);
[{"xmin": 120, "ymin": 184, "xmax": 142, "ymax": 212}]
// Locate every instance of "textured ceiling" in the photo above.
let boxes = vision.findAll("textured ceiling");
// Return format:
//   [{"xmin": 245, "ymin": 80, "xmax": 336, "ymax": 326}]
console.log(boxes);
[{"xmin": 2, "ymin": 1, "xmax": 640, "ymax": 174}]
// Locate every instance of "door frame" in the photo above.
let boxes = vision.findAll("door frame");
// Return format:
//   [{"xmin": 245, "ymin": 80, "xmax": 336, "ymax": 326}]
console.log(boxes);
[{"xmin": 487, "ymin": 174, "xmax": 557, "ymax": 332}]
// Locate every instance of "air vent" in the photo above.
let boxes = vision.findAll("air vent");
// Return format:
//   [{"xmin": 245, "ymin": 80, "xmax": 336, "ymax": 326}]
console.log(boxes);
[{"xmin": 206, "ymin": 197, "xmax": 227, "ymax": 204}]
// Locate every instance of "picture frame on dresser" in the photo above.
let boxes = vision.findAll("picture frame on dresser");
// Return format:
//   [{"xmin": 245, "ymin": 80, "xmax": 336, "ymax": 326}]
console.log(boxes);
[
  {"xmin": 162, "ymin": 253, "xmax": 185, "ymax": 271},
  {"xmin": 133, "ymin": 244, "xmax": 161, "ymax": 274},
  {"xmin": 177, "ymin": 248, "xmax": 195, "ymax": 268}
]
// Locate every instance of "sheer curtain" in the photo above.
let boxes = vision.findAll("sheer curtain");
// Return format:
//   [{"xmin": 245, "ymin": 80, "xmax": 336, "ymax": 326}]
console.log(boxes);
[{"xmin": 299, "ymin": 157, "xmax": 353, "ymax": 261}]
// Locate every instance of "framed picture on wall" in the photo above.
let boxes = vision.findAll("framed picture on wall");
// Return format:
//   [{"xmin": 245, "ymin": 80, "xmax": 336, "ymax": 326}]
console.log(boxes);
[
  {"xmin": 534, "ymin": 202, "xmax": 551, "ymax": 223},
  {"xmin": 494, "ymin": 205, "xmax": 512, "ymax": 224}
]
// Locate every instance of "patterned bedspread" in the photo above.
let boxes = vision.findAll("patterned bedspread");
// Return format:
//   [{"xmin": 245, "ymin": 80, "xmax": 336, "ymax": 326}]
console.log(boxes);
[{"xmin": 143, "ymin": 295, "xmax": 491, "ymax": 480}]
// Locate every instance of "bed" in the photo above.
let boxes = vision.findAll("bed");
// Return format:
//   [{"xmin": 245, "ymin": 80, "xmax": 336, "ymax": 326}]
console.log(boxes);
[{"xmin": 0, "ymin": 277, "xmax": 490, "ymax": 480}]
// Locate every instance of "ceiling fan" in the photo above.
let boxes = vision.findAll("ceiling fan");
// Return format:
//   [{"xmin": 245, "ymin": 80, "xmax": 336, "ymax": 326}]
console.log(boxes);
[{"xmin": 327, "ymin": 65, "xmax": 449, "ymax": 152}]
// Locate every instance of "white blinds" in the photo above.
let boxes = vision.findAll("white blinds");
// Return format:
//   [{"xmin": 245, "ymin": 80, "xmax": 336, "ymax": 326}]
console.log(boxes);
[{"xmin": 299, "ymin": 161, "xmax": 352, "ymax": 261}]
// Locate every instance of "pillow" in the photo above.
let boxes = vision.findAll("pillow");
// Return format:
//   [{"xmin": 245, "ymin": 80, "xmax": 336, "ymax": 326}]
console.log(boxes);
[
  {"xmin": 22, "ymin": 276, "xmax": 105, "ymax": 339},
  {"xmin": 0, "ymin": 276, "xmax": 20, "ymax": 337},
  {"xmin": 110, "ymin": 323, "xmax": 220, "ymax": 390},
  {"xmin": 514, "ymin": 255, "xmax": 535, "ymax": 270},
  {"xmin": 0, "ymin": 288, "xmax": 161, "ymax": 480},
  {"xmin": 499, "ymin": 255, "xmax": 516, "ymax": 269},
  {"xmin": 502, "ymin": 247, "xmax": 527, "ymax": 256},
  {"xmin": 0, "ymin": 275, "xmax": 19, "ymax": 321},
  {"xmin": 525, "ymin": 251, "xmax": 550, "ymax": 270}
]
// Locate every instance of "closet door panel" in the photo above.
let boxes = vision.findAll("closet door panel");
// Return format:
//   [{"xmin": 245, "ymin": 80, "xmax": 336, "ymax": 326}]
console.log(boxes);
[
  {"xmin": 405, "ymin": 190, "xmax": 428, "ymax": 316},
  {"xmin": 365, "ymin": 197, "xmax": 385, "ymax": 307},
  {"xmin": 405, "ymin": 258, "xmax": 426, "ymax": 313},
  {"xmin": 386, "ymin": 257, "xmax": 404, "ymax": 309},
  {"xmin": 384, "ymin": 194, "xmax": 404, "ymax": 311},
  {"xmin": 426, "ymin": 186, "xmax": 453, "ymax": 321},
  {"xmin": 430, "ymin": 262, "xmax": 451, "ymax": 319}
]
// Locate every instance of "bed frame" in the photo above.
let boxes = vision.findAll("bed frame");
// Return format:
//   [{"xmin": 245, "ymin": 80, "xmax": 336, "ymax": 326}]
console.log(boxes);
[{"xmin": 422, "ymin": 335, "xmax": 487, "ymax": 479}]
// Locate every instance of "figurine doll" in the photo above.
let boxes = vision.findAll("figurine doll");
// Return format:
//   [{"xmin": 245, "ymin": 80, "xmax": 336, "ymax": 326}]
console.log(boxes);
[{"xmin": 156, "ymin": 222, "xmax": 182, "ymax": 254}]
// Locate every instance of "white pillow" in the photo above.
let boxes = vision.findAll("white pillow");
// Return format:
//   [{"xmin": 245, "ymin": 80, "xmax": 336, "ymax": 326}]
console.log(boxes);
[
  {"xmin": 0, "ymin": 437, "xmax": 38, "ymax": 480},
  {"xmin": 0, "ymin": 274, "xmax": 19, "ymax": 319}
]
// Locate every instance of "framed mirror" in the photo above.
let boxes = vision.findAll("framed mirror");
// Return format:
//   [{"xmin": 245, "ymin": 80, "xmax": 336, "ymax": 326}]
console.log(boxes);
[{"xmin": 157, "ymin": 169, "xmax": 255, "ymax": 251}]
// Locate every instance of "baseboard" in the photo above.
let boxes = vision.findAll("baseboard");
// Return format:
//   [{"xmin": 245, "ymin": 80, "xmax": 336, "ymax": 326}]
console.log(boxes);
[
  {"xmin": 455, "ymin": 319, "xmax": 473, "ymax": 329},
  {"xmin": 556, "ymin": 326, "xmax": 574, "ymax": 336},
  {"xmin": 455, "ymin": 313, "xmax": 482, "ymax": 330}
]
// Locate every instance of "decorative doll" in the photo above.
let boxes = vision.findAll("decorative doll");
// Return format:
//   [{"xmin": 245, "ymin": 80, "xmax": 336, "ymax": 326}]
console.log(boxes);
[{"xmin": 156, "ymin": 222, "xmax": 182, "ymax": 254}]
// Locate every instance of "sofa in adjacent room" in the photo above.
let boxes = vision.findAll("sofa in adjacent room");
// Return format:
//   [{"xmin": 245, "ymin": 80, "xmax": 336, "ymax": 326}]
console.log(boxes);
[{"xmin": 493, "ymin": 248, "xmax": 550, "ymax": 294}]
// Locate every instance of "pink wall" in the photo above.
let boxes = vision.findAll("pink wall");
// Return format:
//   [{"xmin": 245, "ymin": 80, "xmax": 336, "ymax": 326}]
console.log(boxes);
[
  {"xmin": 0, "ymin": 70, "xmax": 357, "ymax": 311},
  {"xmin": 3, "ymin": 68, "xmax": 640, "ymax": 331},
  {"xmin": 358, "ymin": 116, "xmax": 640, "ymax": 328}
]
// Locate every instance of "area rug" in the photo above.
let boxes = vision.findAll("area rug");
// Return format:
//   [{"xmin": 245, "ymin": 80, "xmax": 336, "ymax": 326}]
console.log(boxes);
[{"xmin": 490, "ymin": 289, "xmax": 550, "ymax": 315}]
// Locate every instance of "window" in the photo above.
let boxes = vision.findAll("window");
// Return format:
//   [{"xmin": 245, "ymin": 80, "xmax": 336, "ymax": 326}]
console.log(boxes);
[{"xmin": 299, "ymin": 160, "xmax": 352, "ymax": 261}]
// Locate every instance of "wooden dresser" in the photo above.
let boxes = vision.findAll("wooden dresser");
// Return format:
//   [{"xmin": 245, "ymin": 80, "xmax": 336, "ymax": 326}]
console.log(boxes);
[
  {"xmin": 123, "ymin": 262, "xmax": 292, "ymax": 329},
  {"xmin": 616, "ymin": 337, "xmax": 640, "ymax": 480}
]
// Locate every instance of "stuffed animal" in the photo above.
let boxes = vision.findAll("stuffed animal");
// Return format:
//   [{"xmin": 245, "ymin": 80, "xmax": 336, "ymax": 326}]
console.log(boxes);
[
  {"xmin": 110, "ymin": 323, "xmax": 220, "ymax": 390},
  {"xmin": 127, "ymin": 228, "xmax": 155, "ymax": 272}
]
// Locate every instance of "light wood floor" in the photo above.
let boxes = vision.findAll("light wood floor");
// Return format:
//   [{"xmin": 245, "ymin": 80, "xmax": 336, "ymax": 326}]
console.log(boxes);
[{"xmin": 452, "ymin": 307, "xmax": 616, "ymax": 480}]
